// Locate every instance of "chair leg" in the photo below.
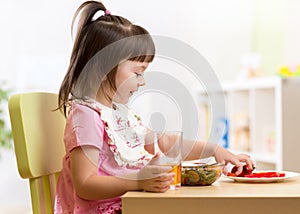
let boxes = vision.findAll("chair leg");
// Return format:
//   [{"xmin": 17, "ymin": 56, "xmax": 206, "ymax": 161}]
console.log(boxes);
[{"xmin": 30, "ymin": 177, "xmax": 54, "ymax": 214}]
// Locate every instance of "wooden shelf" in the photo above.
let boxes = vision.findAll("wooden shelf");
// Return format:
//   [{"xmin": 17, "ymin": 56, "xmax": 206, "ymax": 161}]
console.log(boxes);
[{"xmin": 197, "ymin": 76, "xmax": 300, "ymax": 172}]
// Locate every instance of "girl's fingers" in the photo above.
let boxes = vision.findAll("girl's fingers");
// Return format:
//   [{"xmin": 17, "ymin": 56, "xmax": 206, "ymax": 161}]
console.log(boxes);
[
  {"xmin": 152, "ymin": 177, "xmax": 174, "ymax": 192},
  {"xmin": 147, "ymin": 165, "xmax": 172, "ymax": 174},
  {"xmin": 155, "ymin": 172, "xmax": 175, "ymax": 182},
  {"xmin": 228, "ymin": 156, "xmax": 244, "ymax": 174},
  {"xmin": 153, "ymin": 165, "xmax": 173, "ymax": 174},
  {"xmin": 237, "ymin": 154, "xmax": 255, "ymax": 170},
  {"xmin": 138, "ymin": 165, "xmax": 172, "ymax": 180},
  {"xmin": 222, "ymin": 166, "xmax": 228, "ymax": 175},
  {"xmin": 234, "ymin": 164, "xmax": 244, "ymax": 175},
  {"xmin": 228, "ymin": 154, "xmax": 255, "ymax": 175},
  {"xmin": 153, "ymin": 185, "xmax": 170, "ymax": 193}
]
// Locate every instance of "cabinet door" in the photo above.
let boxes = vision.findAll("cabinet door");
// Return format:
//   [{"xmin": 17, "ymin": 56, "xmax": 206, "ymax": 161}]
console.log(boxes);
[
  {"xmin": 227, "ymin": 90, "xmax": 251, "ymax": 152},
  {"xmin": 252, "ymin": 88, "xmax": 278, "ymax": 169}
]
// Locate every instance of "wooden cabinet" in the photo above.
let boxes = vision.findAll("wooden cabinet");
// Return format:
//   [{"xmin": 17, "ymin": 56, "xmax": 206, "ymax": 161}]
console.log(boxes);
[{"xmin": 197, "ymin": 77, "xmax": 300, "ymax": 172}]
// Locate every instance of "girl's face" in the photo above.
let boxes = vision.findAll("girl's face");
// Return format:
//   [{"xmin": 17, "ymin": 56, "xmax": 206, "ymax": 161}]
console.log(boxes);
[{"xmin": 113, "ymin": 60, "xmax": 149, "ymax": 104}]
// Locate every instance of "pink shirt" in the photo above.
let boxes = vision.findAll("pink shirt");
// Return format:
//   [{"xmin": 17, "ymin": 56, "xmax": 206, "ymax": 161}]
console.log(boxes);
[{"xmin": 54, "ymin": 103, "xmax": 144, "ymax": 214}]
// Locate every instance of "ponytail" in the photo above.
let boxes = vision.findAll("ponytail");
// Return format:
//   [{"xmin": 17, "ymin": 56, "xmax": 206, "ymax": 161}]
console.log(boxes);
[
  {"xmin": 71, "ymin": 1, "xmax": 106, "ymax": 41},
  {"xmin": 59, "ymin": 1, "xmax": 107, "ymax": 115}
]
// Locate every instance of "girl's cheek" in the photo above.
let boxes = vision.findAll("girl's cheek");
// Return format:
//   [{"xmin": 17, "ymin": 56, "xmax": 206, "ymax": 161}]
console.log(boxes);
[{"xmin": 124, "ymin": 76, "xmax": 138, "ymax": 87}]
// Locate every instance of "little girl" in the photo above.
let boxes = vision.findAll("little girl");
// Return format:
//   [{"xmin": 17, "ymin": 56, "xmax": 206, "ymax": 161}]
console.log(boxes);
[{"xmin": 55, "ymin": 1, "xmax": 254, "ymax": 213}]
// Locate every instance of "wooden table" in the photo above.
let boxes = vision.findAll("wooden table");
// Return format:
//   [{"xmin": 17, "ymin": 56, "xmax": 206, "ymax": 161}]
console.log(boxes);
[{"xmin": 122, "ymin": 176, "xmax": 300, "ymax": 214}]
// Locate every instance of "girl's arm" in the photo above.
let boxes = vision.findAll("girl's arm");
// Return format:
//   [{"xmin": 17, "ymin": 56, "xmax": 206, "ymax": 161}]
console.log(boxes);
[
  {"xmin": 145, "ymin": 134, "xmax": 218, "ymax": 161},
  {"xmin": 70, "ymin": 146, "xmax": 174, "ymax": 200},
  {"xmin": 182, "ymin": 139, "xmax": 254, "ymax": 174},
  {"xmin": 144, "ymin": 130, "xmax": 215, "ymax": 160},
  {"xmin": 144, "ymin": 130, "xmax": 254, "ymax": 175}
]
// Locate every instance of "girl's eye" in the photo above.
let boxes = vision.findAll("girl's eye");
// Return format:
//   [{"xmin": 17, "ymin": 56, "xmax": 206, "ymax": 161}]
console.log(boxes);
[{"xmin": 135, "ymin": 72, "xmax": 143, "ymax": 78}]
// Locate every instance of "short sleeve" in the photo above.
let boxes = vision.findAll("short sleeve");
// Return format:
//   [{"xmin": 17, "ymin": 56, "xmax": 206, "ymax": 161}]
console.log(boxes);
[{"xmin": 64, "ymin": 104, "xmax": 105, "ymax": 153}]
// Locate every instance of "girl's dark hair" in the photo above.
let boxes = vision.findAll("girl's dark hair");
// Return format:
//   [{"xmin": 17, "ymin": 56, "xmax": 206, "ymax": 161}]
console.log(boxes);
[{"xmin": 58, "ymin": 1, "xmax": 155, "ymax": 116}]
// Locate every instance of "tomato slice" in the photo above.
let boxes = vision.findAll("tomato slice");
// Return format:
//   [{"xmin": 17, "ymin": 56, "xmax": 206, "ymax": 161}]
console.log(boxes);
[
  {"xmin": 228, "ymin": 166, "xmax": 286, "ymax": 178},
  {"xmin": 231, "ymin": 165, "xmax": 254, "ymax": 177},
  {"xmin": 227, "ymin": 172, "xmax": 237, "ymax": 177},
  {"xmin": 244, "ymin": 172, "xmax": 286, "ymax": 178}
]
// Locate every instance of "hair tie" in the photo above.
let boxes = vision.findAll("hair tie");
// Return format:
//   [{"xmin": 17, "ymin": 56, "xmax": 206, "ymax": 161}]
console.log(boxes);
[{"xmin": 105, "ymin": 9, "xmax": 111, "ymax": 15}]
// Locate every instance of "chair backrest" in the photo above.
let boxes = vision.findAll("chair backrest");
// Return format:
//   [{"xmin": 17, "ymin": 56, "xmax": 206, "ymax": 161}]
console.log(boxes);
[{"xmin": 8, "ymin": 92, "xmax": 66, "ymax": 214}]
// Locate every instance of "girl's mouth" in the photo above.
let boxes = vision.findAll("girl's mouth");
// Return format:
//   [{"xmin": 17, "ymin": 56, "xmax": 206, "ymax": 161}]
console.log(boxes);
[{"xmin": 130, "ymin": 90, "xmax": 137, "ymax": 95}]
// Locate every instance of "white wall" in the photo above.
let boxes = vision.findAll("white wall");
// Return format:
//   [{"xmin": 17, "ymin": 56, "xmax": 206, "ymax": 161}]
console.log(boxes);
[
  {"xmin": 108, "ymin": 0, "xmax": 254, "ymax": 80},
  {"xmin": 0, "ymin": 0, "xmax": 300, "ymax": 212},
  {"xmin": 0, "ymin": 1, "xmax": 80, "ymax": 92},
  {"xmin": 284, "ymin": 0, "xmax": 300, "ymax": 66},
  {"xmin": 0, "ymin": 0, "xmax": 254, "ymax": 91}
]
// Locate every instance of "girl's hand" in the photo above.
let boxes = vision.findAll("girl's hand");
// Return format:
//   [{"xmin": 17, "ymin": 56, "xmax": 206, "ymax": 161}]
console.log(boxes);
[
  {"xmin": 137, "ymin": 166, "xmax": 175, "ymax": 193},
  {"xmin": 137, "ymin": 153, "xmax": 175, "ymax": 192},
  {"xmin": 214, "ymin": 146, "xmax": 255, "ymax": 175}
]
